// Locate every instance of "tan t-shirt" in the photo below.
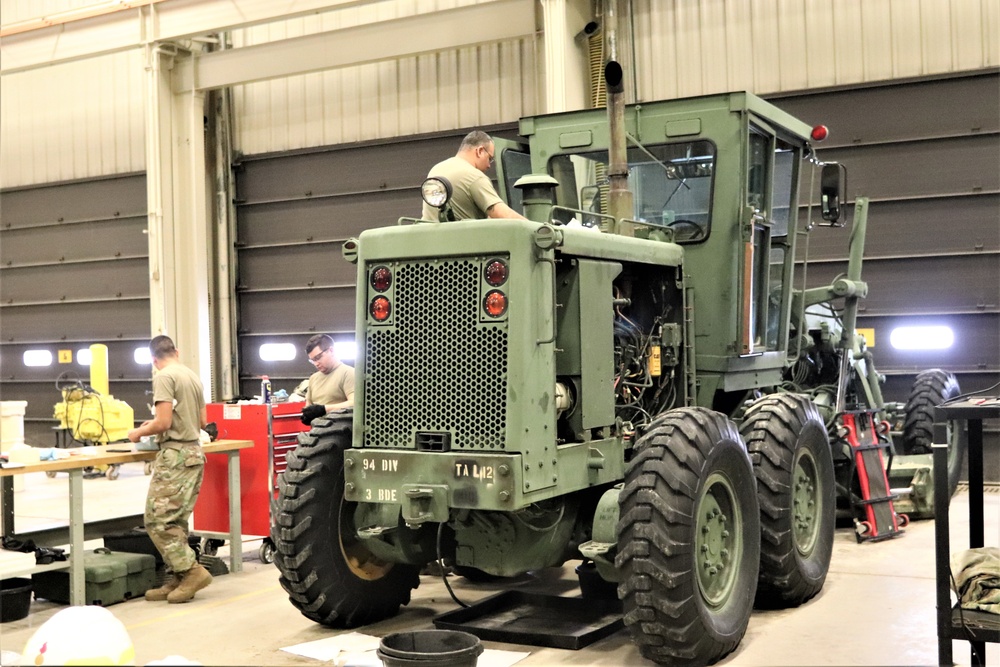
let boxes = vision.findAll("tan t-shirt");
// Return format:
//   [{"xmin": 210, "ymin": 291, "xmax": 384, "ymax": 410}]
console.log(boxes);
[
  {"xmin": 306, "ymin": 363, "xmax": 356, "ymax": 406},
  {"xmin": 421, "ymin": 156, "xmax": 503, "ymax": 221},
  {"xmin": 152, "ymin": 363, "xmax": 205, "ymax": 446}
]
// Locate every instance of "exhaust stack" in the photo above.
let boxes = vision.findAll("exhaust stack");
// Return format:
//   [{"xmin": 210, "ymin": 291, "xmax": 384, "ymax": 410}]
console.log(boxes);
[{"xmin": 604, "ymin": 0, "xmax": 633, "ymax": 237}]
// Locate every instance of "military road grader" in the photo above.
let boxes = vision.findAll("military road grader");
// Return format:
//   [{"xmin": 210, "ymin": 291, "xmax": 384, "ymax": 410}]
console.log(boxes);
[{"xmin": 269, "ymin": 76, "xmax": 964, "ymax": 667}]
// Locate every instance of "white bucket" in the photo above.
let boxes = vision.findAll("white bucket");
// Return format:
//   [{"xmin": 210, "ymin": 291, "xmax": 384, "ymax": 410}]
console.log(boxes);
[
  {"xmin": 1, "ymin": 401, "xmax": 29, "ymax": 493},
  {"xmin": 1, "ymin": 401, "xmax": 28, "ymax": 449}
]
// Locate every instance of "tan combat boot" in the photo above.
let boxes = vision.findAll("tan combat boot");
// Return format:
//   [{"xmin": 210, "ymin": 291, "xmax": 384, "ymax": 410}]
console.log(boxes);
[
  {"xmin": 166, "ymin": 564, "xmax": 213, "ymax": 604},
  {"xmin": 144, "ymin": 573, "xmax": 182, "ymax": 601}
]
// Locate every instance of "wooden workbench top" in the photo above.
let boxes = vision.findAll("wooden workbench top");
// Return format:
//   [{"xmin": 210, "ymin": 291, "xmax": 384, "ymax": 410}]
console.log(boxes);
[{"xmin": 0, "ymin": 439, "xmax": 254, "ymax": 477}]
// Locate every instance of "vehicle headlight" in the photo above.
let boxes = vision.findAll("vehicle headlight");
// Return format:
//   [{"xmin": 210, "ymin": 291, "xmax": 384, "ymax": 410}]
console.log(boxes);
[{"xmin": 421, "ymin": 177, "xmax": 452, "ymax": 208}]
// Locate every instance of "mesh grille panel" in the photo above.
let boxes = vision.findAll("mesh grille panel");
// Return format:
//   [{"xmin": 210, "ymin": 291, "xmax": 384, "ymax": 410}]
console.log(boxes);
[{"xmin": 364, "ymin": 259, "xmax": 508, "ymax": 449}]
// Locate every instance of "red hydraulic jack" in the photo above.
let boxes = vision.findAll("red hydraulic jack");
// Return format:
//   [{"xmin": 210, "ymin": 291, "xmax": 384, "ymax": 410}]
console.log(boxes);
[{"xmin": 840, "ymin": 410, "xmax": 908, "ymax": 542}]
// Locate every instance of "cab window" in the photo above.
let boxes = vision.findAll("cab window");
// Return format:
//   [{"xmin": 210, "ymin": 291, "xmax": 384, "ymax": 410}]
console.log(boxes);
[{"xmin": 547, "ymin": 140, "xmax": 716, "ymax": 241}]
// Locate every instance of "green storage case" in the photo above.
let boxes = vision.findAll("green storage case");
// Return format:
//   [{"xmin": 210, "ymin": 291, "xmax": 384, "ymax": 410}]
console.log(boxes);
[{"xmin": 32, "ymin": 548, "xmax": 156, "ymax": 606}]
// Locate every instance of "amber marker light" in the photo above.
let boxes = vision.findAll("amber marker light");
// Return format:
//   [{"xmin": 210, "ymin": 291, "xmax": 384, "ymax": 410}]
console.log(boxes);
[
  {"xmin": 483, "ymin": 290, "xmax": 508, "ymax": 317},
  {"xmin": 484, "ymin": 259, "xmax": 508, "ymax": 286},
  {"xmin": 371, "ymin": 266, "xmax": 392, "ymax": 292},
  {"xmin": 370, "ymin": 296, "xmax": 391, "ymax": 321}
]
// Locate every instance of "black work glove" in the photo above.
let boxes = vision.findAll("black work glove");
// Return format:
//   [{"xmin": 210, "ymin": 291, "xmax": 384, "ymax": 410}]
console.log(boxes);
[
  {"xmin": 204, "ymin": 422, "xmax": 218, "ymax": 442},
  {"xmin": 301, "ymin": 404, "xmax": 326, "ymax": 425}
]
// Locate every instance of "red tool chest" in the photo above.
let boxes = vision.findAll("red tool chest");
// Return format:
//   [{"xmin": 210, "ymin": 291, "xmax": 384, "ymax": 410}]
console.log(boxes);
[{"xmin": 193, "ymin": 402, "xmax": 309, "ymax": 538}]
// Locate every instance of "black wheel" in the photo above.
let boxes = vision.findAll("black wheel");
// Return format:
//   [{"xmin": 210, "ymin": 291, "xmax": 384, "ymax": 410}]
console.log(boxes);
[
  {"xmin": 259, "ymin": 539, "xmax": 275, "ymax": 565},
  {"xmin": 617, "ymin": 407, "xmax": 760, "ymax": 667},
  {"xmin": 272, "ymin": 411, "xmax": 420, "ymax": 627},
  {"xmin": 200, "ymin": 537, "xmax": 223, "ymax": 557},
  {"xmin": 899, "ymin": 369, "xmax": 966, "ymax": 495},
  {"xmin": 740, "ymin": 394, "xmax": 835, "ymax": 608}
]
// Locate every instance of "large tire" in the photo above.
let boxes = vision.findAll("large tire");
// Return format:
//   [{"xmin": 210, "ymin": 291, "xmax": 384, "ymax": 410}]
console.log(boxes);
[
  {"xmin": 900, "ymin": 369, "xmax": 966, "ymax": 495},
  {"xmin": 617, "ymin": 407, "xmax": 760, "ymax": 667},
  {"xmin": 271, "ymin": 412, "xmax": 420, "ymax": 627},
  {"xmin": 740, "ymin": 394, "xmax": 835, "ymax": 608}
]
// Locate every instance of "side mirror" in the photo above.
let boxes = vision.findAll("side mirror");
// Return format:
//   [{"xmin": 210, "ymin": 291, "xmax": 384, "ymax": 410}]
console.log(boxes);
[{"xmin": 820, "ymin": 163, "xmax": 847, "ymax": 223}]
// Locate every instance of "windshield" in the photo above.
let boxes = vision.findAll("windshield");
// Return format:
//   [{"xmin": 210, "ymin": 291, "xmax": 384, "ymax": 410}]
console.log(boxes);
[{"xmin": 548, "ymin": 140, "xmax": 717, "ymax": 241}]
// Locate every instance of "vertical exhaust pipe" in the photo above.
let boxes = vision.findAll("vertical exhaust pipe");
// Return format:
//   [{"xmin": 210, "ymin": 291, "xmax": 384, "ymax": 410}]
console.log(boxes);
[{"xmin": 604, "ymin": 0, "xmax": 634, "ymax": 236}]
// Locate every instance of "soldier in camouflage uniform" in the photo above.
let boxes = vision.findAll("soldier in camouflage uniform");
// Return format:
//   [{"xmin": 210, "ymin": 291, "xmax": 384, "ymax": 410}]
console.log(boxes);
[{"xmin": 128, "ymin": 335, "xmax": 213, "ymax": 603}]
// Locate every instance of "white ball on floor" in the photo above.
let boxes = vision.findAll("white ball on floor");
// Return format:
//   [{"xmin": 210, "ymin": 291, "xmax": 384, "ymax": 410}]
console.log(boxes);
[{"xmin": 21, "ymin": 605, "xmax": 134, "ymax": 666}]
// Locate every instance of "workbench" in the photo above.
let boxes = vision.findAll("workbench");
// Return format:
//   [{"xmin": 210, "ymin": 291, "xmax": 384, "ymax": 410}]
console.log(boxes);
[
  {"xmin": 0, "ymin": 439, "xmax": 252, "ymax": 605},
  {"xmin": 934, "ymin": 396, "xmax": 1000, "ymax": 666}
]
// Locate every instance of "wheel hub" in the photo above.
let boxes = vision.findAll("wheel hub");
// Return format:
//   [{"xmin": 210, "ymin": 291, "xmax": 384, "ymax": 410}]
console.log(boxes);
[
  {"xmin": 695, "ymin": 472, "xmax": 741, "ymax": 607},
  {"xmin": 792, "ymin": 448, "xmax": 820, "ymax": 555}
]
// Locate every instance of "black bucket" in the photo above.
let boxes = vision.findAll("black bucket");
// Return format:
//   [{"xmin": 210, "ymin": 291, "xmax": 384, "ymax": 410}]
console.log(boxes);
[
  {"xmin": 377, "ymin": 630, "xmax": 483, "ymax": 667},
  {"xmin": 0, "ymin": 578, "xmax": 32, "ymax": 623}
]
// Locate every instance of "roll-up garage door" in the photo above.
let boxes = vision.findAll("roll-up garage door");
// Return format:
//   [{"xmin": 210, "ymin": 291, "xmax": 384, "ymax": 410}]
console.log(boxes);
[{"xmin": 0, "ymin": 174, "xmax": 151, "ymax": 447}]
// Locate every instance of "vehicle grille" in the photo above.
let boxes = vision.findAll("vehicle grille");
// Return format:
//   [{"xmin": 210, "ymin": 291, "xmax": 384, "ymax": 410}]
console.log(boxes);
[{"xmin": 364, "ymin": 258, "xmax": 508, "ymax": 449}]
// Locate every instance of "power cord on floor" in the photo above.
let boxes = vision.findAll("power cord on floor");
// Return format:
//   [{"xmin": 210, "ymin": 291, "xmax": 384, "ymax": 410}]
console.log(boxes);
[{"xmin": 436, "ymin": 522, "xmax": 468, "ymax": 609}]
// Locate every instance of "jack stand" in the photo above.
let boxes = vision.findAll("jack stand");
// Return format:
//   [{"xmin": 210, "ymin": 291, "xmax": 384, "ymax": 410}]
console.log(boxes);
[{"xmin": 841, "ymin": 410, "xmax": 907, "ymax": 542}]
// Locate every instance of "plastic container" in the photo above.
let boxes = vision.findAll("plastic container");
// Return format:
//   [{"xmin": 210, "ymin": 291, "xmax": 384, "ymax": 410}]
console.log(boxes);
[
  {"xmin": 377, "ymin": 630, "xmax": 483, "ymax": 667},
  {"xmin": 0, "ymin": 578, "xmax": 32, "ymax": 623},
  {"xmin": 575, "ymin": 560, "xmax": 619, "ymax": 600},
  {"xmin": 0, "ymin": 401, "xmax": 27, "ymax": 450}
]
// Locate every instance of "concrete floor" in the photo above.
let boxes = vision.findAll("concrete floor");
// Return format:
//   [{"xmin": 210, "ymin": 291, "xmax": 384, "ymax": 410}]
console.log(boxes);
[{"xmin": 1, "ymin": 464, "xmax": 997, "ymax": 666}]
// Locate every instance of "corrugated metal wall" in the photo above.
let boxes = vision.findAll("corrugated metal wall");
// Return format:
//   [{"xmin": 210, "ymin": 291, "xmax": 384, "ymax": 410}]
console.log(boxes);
[
  {"xmin": 0, "ymin": 49, "xmax": 146, "ymax": 187},
  {"xmin": 631, "ymin": 0, "xmax": 999, "ymax": 101},
  {"xmin": 0, "ymin": 174, "xmax": 153, "ymax": 447},
  {"xmin": 3, "ymin": 0, "xmax": 998, "ymax": 187},
  {"xmin": 230, "ymin": 0, "xmax": 538, "ymax": 155}
]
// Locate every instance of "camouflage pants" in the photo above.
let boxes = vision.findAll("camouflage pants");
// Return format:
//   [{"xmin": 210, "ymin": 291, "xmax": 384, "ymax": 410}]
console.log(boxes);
[{"xmin": 145, "ymin": 443, "xmax": 206, "ymax": 573}]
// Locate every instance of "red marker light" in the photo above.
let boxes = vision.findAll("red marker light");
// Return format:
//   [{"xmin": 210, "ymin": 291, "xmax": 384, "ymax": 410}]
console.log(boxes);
[
  {"xmin": 370, "ymin": 296, "xmax": 391, "ymax": 321},
  {"xmin": 371, "ymin": 266, "xmax": 392, "ymax": 292},
  {"xmin": 483, "ymin": 290, "xmax": 508, "ymax": 317},
  {"xmin": 811, "ymin": 125, "xmax": 829, "ymax": 142},
  {"xmin": 484, "ymin": 259, "xmax": 508, "ymax": 286}
]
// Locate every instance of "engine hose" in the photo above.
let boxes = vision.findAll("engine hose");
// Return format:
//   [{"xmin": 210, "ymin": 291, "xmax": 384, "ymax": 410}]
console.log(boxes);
[{"xmin": 436, "ymin": 522, "xmax": 468, "ymax": 608}]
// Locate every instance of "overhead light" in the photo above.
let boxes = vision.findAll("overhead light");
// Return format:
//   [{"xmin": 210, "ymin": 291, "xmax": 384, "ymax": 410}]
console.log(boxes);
[
  {"xmin": 77, "ymin": 348, "xmax": 92, "ymax": 366},
  {"xmin": 334, "ymin": 341, "xmax": 357, "ymax": 361},
  {"xmin": 23, "ymin": 349, "xmax": 53, "ymax": 367},
  {"xmin": 889, "ymin": 326, "xmax": 954, "ymax": 351},
  {"xmin": 134, "ymin": 347, "xmax": 152, "ymax": 365},
  {"xmin": 259, "ymin": 343, "xmax": 296, "ymax": 362}
]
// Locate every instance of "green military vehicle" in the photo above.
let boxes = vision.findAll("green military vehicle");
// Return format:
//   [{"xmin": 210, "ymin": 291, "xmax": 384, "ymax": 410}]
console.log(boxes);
[{"xmin": 270, "ymin": 84, "xmax": 963, "ymax": 666}]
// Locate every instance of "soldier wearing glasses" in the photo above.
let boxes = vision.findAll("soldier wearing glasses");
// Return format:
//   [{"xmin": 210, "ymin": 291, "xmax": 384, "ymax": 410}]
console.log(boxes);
[
  {"xmin": 421, "ymin": 130, "xmax": 526, "ymax": 222},
  {"xmin": 299, "ymin": 334, "xmax": 355, "ymax": 425}
]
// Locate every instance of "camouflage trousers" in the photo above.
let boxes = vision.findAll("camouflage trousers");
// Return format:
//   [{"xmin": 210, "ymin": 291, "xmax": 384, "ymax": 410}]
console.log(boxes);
[{"xmin": 145, "ymin": 442, "xmax": 206, "ymax": 573}]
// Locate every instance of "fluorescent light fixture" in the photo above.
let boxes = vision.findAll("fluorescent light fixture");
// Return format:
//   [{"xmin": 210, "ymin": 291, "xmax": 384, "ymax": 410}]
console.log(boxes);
[
  {"xmin": 259, "ymin": 343, "xmax": 296, "ymax": 362},
  {"xmin": 889, "ymin": 325, "xmax": 954, "ymax": 351},
  {"xmin": 334, "ymin": 341, "xmax": 357, "ymax": 361},
  {"xmin": 77, "ymin": 348, "xmax": 92, "ymax": 365},
  {"xmin": 134, "ymin": 347, "xmax": 152, "ymax": 365},
  {"xmin": 23, "ymin": 349, "xmax": 53, "ymax": 367}
]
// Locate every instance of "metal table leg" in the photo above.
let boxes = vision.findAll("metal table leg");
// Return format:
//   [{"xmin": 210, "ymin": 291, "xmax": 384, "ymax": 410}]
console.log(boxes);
[
  {"xmin": 227, "ymin": 450, "xmax": 242, "ymax": 574},
  {"xmin": 68, "ymin": 469, "xmax": 85, "ymax": 605},
  {"xmin": 1, "ymin": 476, "xmax": 14, "ymax": 538}
]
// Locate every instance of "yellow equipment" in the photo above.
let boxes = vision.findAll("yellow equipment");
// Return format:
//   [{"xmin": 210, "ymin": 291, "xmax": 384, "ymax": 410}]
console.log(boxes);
[{"xmin": 53, "ymin": 344, "xmax": 134, "ymax": 444}]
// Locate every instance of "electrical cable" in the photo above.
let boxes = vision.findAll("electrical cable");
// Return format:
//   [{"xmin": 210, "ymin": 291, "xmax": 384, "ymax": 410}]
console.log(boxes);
[
  {"xmin": 436, "ymin": 522, "xmax": 468, "ymax": 608},
  {"xmin": 939, "ymin": 381, "xmax": 1000, "ymax": 407}
]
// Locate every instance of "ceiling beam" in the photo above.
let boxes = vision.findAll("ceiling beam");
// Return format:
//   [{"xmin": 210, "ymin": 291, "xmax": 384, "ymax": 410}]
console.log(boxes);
[
  {"xmin": 0, "ymin": 0, "xmax": 378, "ymax": 74},
  {"xmin": 171, "ymin": 0, "xmax": 536, "ymax": 92}
]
